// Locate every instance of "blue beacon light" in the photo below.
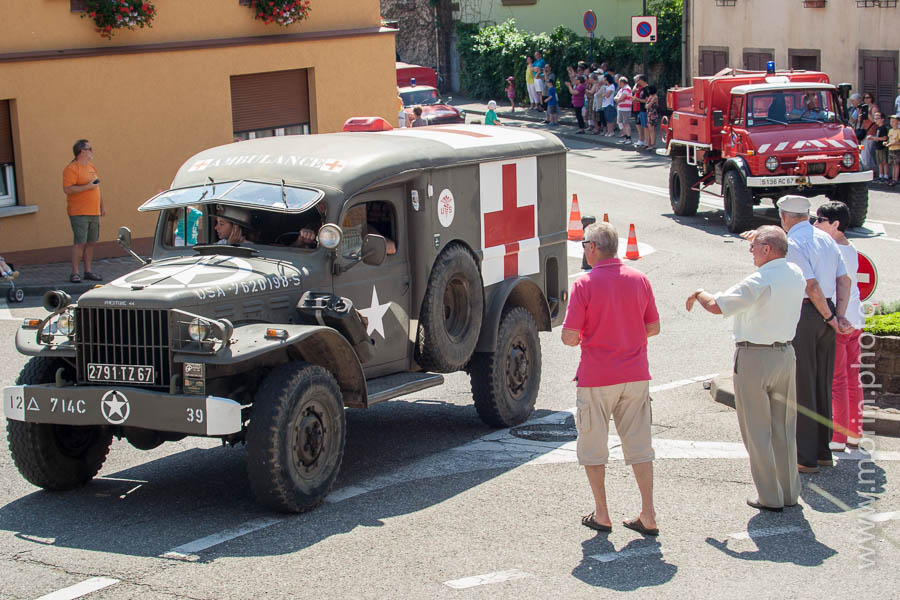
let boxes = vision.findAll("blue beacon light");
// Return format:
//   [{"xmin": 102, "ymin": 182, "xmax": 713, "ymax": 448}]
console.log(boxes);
[{"xmin": 766, "ymin": 61, "xmax": 776, "ymax": 75}]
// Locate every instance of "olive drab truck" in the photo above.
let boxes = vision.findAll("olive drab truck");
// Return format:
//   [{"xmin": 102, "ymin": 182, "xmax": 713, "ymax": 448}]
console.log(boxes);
[
  {"xmin": 3, "ymin": 121, "xmax": 569, "ymax": 513},
  {"xmin": 659, "ymin": 66, "xmax": 873, "ymax": 233}
]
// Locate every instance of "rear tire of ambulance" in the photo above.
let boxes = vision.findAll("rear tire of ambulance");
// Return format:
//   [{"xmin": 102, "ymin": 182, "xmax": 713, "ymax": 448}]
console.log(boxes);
[
  {"xmin": 470, "ymin": 307, "xmax": 541, "ymax": 428},
  {"xmin": 247, "ymin": 362, "xmax": 345, "ymax": 513},
  {"xmin": 723, "ymin": 170, "xmax": 754, "ymax": 234},
  {"xmin": 832, "ymin": 183, "xmax": 868, "ymax": 228},
  {"xmin": 7, "ymin": 357, "xmax": 113, "ymax": 491},
  {"xmin": 669, "ymin": 156, "xmax": 700, "ymax": 216},
  {"xmin": 416, "ymin": 244, "xmax": 484, "ymax": 373}
]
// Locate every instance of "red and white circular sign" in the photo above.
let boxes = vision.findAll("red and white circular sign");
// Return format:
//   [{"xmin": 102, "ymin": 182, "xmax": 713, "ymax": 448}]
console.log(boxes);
[
  {"xmin": 857, "ymin": 251, "xmax": 877, "ymax": 301},
  {"xmin": 437, "ymin": 188, "xmax": 455, "ymax": 228}
]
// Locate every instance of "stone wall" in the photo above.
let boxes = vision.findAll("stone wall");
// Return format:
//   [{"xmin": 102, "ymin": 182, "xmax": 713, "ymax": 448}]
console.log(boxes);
[
  {"xmin": 382, "ymin": 0, "xmax": 439, "ymax": 75},
  {"xmin": 869, "ymin": 335, "xmax": 900, "ymax": 395}
]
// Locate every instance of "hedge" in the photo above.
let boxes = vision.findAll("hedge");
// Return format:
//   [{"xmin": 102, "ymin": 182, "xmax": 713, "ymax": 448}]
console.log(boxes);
[
  {"xmin": 456, "ymin": 3, "xmax": 682, "ymax": 107},
  {"xmin": 865, "ymin": 312, "xmax": 900, "ymax": 336}
]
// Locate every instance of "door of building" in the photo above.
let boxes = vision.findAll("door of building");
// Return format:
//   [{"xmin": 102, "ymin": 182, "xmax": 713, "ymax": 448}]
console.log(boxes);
[{"xmin": 861, "ymin": 54, "xmax": 897, "ymax": 117}]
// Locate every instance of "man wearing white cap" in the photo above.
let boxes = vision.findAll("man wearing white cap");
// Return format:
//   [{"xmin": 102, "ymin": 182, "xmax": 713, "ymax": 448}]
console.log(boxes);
[
  {"xmin": 776, "ymin": 195, "xmax": 852, "ymax": 474},
  {"xmin": 687, "ymin": 225, "xmax": 805, "ymax": 511}
]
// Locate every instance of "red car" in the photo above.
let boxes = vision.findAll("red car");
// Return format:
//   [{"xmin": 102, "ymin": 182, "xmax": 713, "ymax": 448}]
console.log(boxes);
[{"xmin": 399, "ymin": 85, "xmax": 465, "ymax": 125}]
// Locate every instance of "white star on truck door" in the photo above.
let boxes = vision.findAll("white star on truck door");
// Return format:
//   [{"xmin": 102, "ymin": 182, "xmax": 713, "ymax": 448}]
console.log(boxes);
[{"xmin": 359, "ymin": 286, "xmax": 391, "ymax": 339}]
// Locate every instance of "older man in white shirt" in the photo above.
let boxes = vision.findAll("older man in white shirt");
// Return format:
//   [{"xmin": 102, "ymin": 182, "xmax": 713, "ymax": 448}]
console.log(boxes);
[
  {"xmin": 776, "ymin": 195, "xmax": 852, "ymax": 474},
  {"xmin": 687, "ymin": 226, "xmax": 806, "ymax": 511}
]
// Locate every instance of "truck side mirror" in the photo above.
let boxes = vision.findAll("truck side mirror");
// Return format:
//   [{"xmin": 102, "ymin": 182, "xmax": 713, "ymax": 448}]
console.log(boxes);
[
  {"xmin": 117, "ymin": 226, "xmax": 132, "ymax": 250},
  {"xmin": 361, "ymin": 234, "xmax": 387, "ymax": 266},
  {"xmin": 712, "ymin": 110, "xmax": 724, "ymax": 128}
]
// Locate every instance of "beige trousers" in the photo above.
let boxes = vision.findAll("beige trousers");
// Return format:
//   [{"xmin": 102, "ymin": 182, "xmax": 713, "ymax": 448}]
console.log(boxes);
[{"xmin": 733, "ymin": 345, "xmax": 801, "ymax": 508}]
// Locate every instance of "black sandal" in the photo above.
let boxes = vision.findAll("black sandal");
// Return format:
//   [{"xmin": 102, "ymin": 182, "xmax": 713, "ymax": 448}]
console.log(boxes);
[
  {"xmin": 581, "ymin": 512, "xmax": 612, "ymax": 533},
  {"xmin": 70, "ymin": 273, "xmax": 82, "ymax": 283},
  {"xmin": 623, "ymin": 518, "xmax": 659, "ymax": 536}
]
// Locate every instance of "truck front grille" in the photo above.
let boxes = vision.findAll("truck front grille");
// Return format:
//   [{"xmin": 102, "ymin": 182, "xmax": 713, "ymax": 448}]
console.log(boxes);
[{"xmin": 75, "ymin": 308, "xmax": 171, "ymax": 388}]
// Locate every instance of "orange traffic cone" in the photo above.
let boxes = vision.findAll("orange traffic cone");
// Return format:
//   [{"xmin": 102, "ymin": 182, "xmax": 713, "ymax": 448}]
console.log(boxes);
[
  {"xmin": 603, "ymin": 213, "xmax": 609, "ymax": 223},
  {"xmin": 567, "ymin": 194, "xmax": 584, "ymax": 241},
  {"xmin": 625, "ymin": 223, "xmax": 641, "ymax": 260}
]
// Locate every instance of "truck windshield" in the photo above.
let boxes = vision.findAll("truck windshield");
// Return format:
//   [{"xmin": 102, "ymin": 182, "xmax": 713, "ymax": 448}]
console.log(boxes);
[
  {"xmin": 745, "ymin": 90, "xmax": 839, "ymax": 127},
  {"xmin": 400, "ymin": 89, "xmax": 441, "ymax": 107},
  {"xmin": 139, "ymin": 180, "xmax": 323, "ymax": 213}
]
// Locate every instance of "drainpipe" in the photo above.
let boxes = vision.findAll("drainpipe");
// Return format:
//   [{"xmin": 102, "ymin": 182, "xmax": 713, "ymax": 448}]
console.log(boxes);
[{"xmin": 682, "ymin": 0, "xmax": 690, "ymax": 86}]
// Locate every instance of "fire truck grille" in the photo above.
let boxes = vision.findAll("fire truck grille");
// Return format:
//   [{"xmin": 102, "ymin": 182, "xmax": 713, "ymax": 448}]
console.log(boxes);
[
  {"xmin": 806, "ymin": 163, "xmax": 826, "ymax": 175},
  {"xmin": 75, "ymin": 308, "xmax": 171, "ymax": 388}
]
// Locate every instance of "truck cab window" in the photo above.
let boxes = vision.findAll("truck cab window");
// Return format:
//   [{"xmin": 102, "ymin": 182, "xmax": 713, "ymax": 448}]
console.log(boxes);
[{"xmin": 165, "ymin": 206, "xmax": 205, "ymax": 247}]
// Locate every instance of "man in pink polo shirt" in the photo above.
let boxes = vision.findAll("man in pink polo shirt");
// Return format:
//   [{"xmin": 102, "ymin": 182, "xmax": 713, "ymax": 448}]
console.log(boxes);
[{"xmin": 562, "ymin": 222, "xmax": 661, "ymax": 536}]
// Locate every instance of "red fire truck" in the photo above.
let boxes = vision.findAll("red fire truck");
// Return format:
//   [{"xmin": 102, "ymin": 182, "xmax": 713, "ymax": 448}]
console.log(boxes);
[{"xmin": 659, "ymin": 68, "xmax": 872, "ymax": 233}]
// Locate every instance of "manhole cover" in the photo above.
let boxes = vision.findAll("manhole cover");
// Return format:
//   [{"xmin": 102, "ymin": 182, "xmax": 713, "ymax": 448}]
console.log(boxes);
[{"xmin": 510, "ymin": 423, "xmax": 577, "ymax": 442}]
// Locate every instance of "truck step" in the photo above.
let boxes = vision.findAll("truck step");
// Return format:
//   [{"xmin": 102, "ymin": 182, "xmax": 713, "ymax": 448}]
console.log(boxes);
[{"xmin": 365, "ymin": 372, "xmax": 444, "ymax": 405}]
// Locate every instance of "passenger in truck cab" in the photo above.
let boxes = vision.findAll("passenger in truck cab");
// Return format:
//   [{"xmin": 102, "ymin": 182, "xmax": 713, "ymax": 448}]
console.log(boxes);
[{"xmin": 214, "ymin": 205, "xmax": 257, "ymax": 245}]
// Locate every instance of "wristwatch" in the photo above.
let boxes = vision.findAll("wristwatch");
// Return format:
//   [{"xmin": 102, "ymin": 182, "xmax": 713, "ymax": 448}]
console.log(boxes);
[{"xmin": 824, "ymin": 313, "xmax": 836, "ymax": 323}]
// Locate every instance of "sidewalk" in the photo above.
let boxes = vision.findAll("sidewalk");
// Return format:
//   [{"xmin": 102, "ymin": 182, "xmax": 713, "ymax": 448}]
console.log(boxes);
[
  {"xmin": 7, "ymin": 256, "xmax": 138, "ymax": 299},
  {"xmin": 452, "ymin": 95, "xmax": 663, "ymax": 152}
]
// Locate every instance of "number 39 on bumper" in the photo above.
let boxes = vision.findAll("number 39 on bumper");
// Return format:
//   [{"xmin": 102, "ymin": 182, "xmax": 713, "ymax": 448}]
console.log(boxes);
[{"xmin": 2, "ymin": 385, "xmax": 241, "ymax": 436}]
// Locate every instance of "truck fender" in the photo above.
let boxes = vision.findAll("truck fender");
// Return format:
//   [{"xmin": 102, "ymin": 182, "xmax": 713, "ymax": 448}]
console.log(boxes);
[
  {"xmin": 475, "ymin": 277, "xmax": 551, "ymax": 353},
  {"xmin": 722, "ymin": 157, "xmax": 750, "ymax": 184},
  {"xmin": 176, "ymin": 323, "xmax": 367, "ymax": 408},
  {"xmin": 15, "ymin": 327, "xmax": 76, "ymax": 358}
]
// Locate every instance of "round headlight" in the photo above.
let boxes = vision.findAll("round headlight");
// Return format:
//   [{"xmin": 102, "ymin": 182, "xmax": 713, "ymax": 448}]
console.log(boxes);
[
  {"xmin": 842, "ymin": 153, "xmax": 855, "ymax": 168},
  {"xmin": 189, "ymin": 318, "xmax": 210, "ymax": 342},
  {"xmin": 765, "ymin": 156, "xmax": 779, "ymax": 172},
  {"xmin": 57, "ymin": 311, "xmax": 75, "ymax": 336},
  {"xmin": 317, "ymin": 224, "xmax": 343, "ymax": 250}
]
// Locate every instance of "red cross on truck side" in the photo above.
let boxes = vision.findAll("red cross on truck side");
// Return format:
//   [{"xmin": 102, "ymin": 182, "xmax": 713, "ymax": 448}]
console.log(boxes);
[{"xmin": 483, "ymin": 163, "xmax": 536, "ymax": 279}]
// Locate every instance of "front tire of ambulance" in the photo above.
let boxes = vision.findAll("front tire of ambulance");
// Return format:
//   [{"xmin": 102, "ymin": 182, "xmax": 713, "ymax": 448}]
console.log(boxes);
[
  {"xmin": 832, "ymin": 182, "xmax": 868, "ymax": 229},
  {"xmin": 723, "ymin": 170, "xmax": 754, "ymax": 234},
  {"xmin": 7, "ymin": 357, "xmax": 113, "ymax": 491},
  {"xmin": 669, "ymin": 156, "xmax": 701, "ymax": 216},
  {"xmin": 247, "ymin": 362, "xmax": 346, "ymax": 513},
  {"xmin": 416, "ymin": 243, "xmax": 484, "ymax": 373},
  {"xmin": 470, "ymin": 307, "xmax": 541, "ymax": 428}
]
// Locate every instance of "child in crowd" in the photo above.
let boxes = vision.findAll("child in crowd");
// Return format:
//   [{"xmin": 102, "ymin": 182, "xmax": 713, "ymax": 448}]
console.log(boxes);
[
  {"xmin": 545, "ymin": 76, "xmax": 559, "ymax": 126},
  {"xmin": 411, "ymin": 105, "xmax": 427, "ymax": 127},
  {"xmin": 645, "ymin": 85, "xmax": 659, "ymax": 150},
  {"xmin": 506, "ymin": 76, "xmax": 516, "ymax": 112},
  {"xmin": 887, "ymin": 114, "xmax": 900, "ymax": 186},
  {"xmin": 485, "ymin": 100, "xmax": 503, "ymax": 126},
  {"xmin": 0, "ymin": 256, "xmax": 18, "ymax": 280},
  {"xmin": 871, "ymin": 113, "xmax": 889, "ymax": 182}
]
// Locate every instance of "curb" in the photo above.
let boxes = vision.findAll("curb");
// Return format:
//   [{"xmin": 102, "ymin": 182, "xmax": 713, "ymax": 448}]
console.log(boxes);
[{"xmin": 709, "ymin": 375, "xmax": 900, "ymax": 438}]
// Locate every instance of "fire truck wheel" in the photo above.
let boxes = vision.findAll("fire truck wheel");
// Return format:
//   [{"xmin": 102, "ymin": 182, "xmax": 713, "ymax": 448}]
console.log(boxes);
[
  {"xmin": 469, "ymin": 307, "xmax": 541, "ymax": 428},
  {"xmin": 669, "ymin": 157, "xmax": 700, "ymax": 216},
  {"xmin": 832, "ymin": 183, "xmax": 868, "ymax": 228},
  {"xmin": 247, "ymin": 362, "xmax": 346, "ymax": 513},
  {"xmin": 416, "ymin": 243, "xmax": 484, "ymax": 373},
  {"xmin": 723, "ymin": 170, "xmax": 754, "ymax": 233},
  {"xmin": 7, "ymin": 357, "xmax": 113, "ymax": 491}
]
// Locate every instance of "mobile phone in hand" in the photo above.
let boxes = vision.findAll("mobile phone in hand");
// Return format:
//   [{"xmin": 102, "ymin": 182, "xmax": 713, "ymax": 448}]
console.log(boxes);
[{"xmin": 92, "ymin": 179, "xmax": 100, "ymax": 184}]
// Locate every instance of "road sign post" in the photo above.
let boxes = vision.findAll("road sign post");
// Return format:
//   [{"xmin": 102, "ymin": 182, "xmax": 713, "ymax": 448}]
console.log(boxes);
[
  {"xmin": 583, "ymin": 10, "xmax": 597, "ymax": 65},
  {"xmin": 631, "ymin": 14, "xmax": 657, "ymax": 78},
  {"xmin": 857, "ymin": 251, "xmax": 878, "ymax": 302}
]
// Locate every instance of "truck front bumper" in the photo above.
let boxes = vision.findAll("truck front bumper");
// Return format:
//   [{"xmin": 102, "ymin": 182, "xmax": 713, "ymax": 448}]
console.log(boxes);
[
  {"xmin": 745, "ymin": 171, "xmax": 873, "ymax": 188},
  {"xmin": 3, "ymin": 384, "xmax": 241, "ymax": 436}
]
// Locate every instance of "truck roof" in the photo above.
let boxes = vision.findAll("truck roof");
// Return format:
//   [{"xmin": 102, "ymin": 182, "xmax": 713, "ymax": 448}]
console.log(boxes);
[
  {"xmin": 167, "ymin": 126, "xmax": 565, "ymax": 203},
  {"xmin": 730, "ymin": 82, "xmax": 836, "ymax": 95}
]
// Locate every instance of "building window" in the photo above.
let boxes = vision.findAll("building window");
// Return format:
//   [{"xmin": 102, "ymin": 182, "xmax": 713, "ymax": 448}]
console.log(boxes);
[
  {"xmin": 501, "ymin": 0, "xmax": 538, "ymax": 5},
  {"xmin": 699, "ymin": 47, "xmax": 729, "ymax": 77},
  {"xmin": 788, "ymin": 49, "xmax": 821, "ymax": 71},
  {"xmin": 0, "ymin": 100, "xmax": 16, "ymax": 208},
  {"xmin": 744, "ymin": 50, "xmax": 775, "ymax": 71},
  {"xmin": 230, "ymin": 69, "xmax": 311, "ymax": 140}
]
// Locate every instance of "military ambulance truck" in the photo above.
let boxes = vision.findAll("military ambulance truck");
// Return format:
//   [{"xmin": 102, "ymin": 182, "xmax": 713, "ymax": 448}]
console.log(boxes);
[{"xmin": 3, "ymin": 122, "xmax": 569, "ymax": 513}]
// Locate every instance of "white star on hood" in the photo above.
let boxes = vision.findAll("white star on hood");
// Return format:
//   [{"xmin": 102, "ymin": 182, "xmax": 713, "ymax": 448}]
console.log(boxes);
[{"xmin": 359, "ymin": 286, "xmax": 391, "ymax": 339}]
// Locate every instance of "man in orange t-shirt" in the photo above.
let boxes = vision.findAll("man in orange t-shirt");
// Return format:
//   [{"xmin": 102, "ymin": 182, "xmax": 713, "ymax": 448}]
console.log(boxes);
[{"xmin": 62, "ymin": 139, "xmax": 105, "ymax": 283}]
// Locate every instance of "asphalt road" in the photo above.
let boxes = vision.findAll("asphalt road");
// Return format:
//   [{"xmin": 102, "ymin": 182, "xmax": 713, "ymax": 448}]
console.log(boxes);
[{"xmin": 1, "ymin": 139, "xmax": 898, "ymax": 599}]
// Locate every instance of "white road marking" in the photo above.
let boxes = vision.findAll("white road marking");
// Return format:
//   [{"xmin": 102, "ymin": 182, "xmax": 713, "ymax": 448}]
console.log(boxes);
[
  {"xmin": 728, "ymin": 526, "xmax": 807, "ymax": 541},
  {"xmin": 566, "ymin": 239, "xmax": 656, "ymax": 260},
  {"xmin": 36, "ymin": 577, "xmax": 119, "ymax": 600},
  {"xmin": 443, "ymin": 569, "xmax": 532, "ymax": 589},
  {"xmin": 160, "ymin": 517, "xmax": 282, "ymax": 560},
  {"xmin": 0, "ymin": 299, "xmax": 13, "ymax": 321},
  {"xmin": 867, "ymin": 218, "xmax": 900, "ymax": 226},
  {"xmin": 864, "ymin": 512, "xmax": 900, "ymax": 523},
  {"xmin": 590, "ymin": 546, "xmax": 663, "ymax": 562},
  {"xmin": 650, "ymin": 373, "xmax": 719, "ymax": 393}
]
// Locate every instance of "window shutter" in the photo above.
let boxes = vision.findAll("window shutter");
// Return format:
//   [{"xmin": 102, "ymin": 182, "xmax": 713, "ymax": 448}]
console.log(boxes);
[
  {"xmin": 0, "ymin": 100, "xmax": 13, "ymax": 165},
  {"xmin": 230, "ymin": 69, "xmax": 310, "ymax": 133}
]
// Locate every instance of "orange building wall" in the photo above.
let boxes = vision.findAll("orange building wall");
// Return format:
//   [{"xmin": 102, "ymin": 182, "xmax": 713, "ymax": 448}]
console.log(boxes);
[{"xmin": 0, "ymin": 0, "xmax": 397, "ymax": 263}]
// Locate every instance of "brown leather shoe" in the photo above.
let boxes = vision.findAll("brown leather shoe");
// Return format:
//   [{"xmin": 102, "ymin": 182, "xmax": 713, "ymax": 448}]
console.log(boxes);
[
  {"xmin": 817, "ymin": 458, "xmax": 833, "ymax": 467},
  {"xmin": 798, "ymin": 465, "xmax": 820, "ymax": 474}
]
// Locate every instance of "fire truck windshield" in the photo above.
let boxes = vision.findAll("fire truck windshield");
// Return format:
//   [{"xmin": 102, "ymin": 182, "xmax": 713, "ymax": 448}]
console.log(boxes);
[
  {"xmin": 400, "ymin": 88, "xmax": 441, "ymax": 107},
  {"xmin": 745, "ymin": 90, "xmax": 839, "ymax": 127}
]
